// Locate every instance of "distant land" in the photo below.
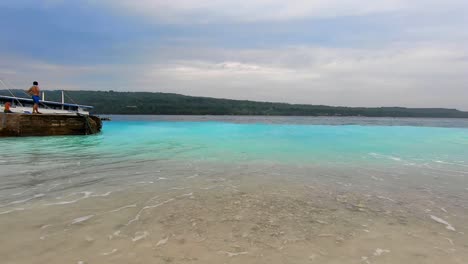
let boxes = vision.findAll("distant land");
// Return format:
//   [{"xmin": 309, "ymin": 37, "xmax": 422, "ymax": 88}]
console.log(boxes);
[{"xmin": 2, "ymin": 89, "xmax": 468, "ymax": 118}]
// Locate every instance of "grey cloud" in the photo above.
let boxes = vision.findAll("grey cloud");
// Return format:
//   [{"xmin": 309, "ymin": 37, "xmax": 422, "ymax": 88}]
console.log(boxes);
[
  {"xmin": 99, "ymin": 0, "xmax": 468, "ymax": 24},
  {"xmin": 130, "ymin": 44, "xmax": 468, "ymax": 110},
  {"xmin": 2, "ymin": 1, "xmax": 467, "ymax": 111},
  {"xmin": 3, "ymin": 43, "xmax": 468, "ymax": 110}
]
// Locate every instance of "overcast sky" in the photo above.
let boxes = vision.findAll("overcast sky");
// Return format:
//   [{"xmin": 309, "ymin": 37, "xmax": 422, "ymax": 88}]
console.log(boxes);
[{"xmin": 1, "ymin": 0, "xmax": 467, "ymax": 109}]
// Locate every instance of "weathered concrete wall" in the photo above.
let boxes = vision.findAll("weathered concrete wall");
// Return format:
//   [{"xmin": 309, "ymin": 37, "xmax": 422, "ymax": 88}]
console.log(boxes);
[
  {"xmin": 0, "ymin": 113, "xmax": 102, "ymax": 137},
  {"xmin": 0, "ymin": 113, "xmax": 20, "ymax": 136}
]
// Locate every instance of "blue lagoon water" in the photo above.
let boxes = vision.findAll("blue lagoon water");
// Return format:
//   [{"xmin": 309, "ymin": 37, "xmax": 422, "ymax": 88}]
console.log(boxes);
[{"xmin": 1, "ymin": 116, "xmax": 467, "ymax": 263}]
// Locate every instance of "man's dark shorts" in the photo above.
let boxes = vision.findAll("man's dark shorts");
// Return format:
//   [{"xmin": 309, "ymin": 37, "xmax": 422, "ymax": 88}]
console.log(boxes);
[{"xmin": 32, "ymin": 95, "xmax": 40, "ymax": 104}]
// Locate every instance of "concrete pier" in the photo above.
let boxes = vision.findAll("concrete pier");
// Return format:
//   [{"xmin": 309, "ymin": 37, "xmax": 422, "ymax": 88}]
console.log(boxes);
[{"xmin": 0, "ymin": 113, "xmax": 102, "ymax": 137}]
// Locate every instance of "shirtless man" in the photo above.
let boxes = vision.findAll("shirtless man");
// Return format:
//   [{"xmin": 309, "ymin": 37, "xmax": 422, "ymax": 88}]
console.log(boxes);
[{"xmin": 27, "ymin": 81, "xmax": 41, "ymax": 114}]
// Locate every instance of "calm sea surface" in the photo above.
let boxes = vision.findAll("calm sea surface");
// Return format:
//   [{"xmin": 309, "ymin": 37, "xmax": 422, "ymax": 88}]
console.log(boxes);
[{"xmin": 1, "ymin": 116, "xmax": 467, "ymax": 263}]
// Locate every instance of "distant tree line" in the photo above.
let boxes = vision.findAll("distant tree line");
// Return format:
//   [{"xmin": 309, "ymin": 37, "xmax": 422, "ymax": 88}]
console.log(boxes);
[{"xmin": 2, "ymin": 89, "xmax": 468, "ymax": 118}]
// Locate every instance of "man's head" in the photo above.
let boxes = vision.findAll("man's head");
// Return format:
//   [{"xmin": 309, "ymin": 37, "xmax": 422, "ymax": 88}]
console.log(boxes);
[{"xmin": 33, "ymin": 81, "xmax": 38, "ymax": 86}]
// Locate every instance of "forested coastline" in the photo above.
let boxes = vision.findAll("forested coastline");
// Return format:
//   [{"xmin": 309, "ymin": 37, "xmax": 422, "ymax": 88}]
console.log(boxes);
[{"xmin": 2, "ymin": 90, "xmax": 468, "ymax": 118}]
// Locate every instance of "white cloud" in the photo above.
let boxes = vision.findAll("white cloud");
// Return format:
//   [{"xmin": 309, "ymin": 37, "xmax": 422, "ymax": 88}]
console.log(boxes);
[
  {"xmin": 124, "ymin": 43, "xmax": 468, "ymax": 109},
  {"xmin": 2, "ymin": 44, "xmax": 467, "ymax": 110},
  {"xmin": 2, "ymin": 0, "xmax": 467, "ymax": 110},
  {"xmin": 145, "ymin": 61, "xmax": 319, "ymax": 81}
]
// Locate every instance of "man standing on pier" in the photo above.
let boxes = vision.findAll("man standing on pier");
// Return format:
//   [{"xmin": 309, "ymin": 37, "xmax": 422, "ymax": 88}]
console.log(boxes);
[{"xmin": 27, "ymin": 81, "xmax": 42, "ymax": 114}]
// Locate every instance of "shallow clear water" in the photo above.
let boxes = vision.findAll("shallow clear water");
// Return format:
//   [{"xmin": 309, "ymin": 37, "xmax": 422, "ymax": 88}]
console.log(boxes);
[{"xmin": 1, "ymin": 116, "xmax": 467, "ymax": 264}]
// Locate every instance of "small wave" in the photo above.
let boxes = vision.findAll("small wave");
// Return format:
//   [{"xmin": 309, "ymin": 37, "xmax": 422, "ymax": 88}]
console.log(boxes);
[
  {"xmin": 368, "ymin": 153, "xmax": 402, "ymax": 162},
  {"xmin": 126, "ymin": 198, "xmax": 175, "ymax": 226},
  {"xmin": 0, "ymin": 194, "xmax": 45, "ymax": 208},
  {"xmin": 71, "ymin": 215, "xmax": 94, "ymax": 225},
  {"xmin": 430, "ymin": 215, "xmax": 456, "ymax": 231},
  {"xmin": 434, "ymin": 160, "xmax": 468, "ymax": 168},
  {"xmin": 46, "ymin": 192, "xmax": 93, "ymax": 206},
  {"xmin": 94, "ymin": 192, "xmax": 112, "ymax": 197},
  {"xmin": 0, "ymin": 208, "xmax": 25, "ymax": 215},
  {"xmin": 106, "ymin": 204, "xmax": 137, "ymax": 213},
  {"xmin": 46, "ymin": 191, "xmax": 111, "ymax": 206}
]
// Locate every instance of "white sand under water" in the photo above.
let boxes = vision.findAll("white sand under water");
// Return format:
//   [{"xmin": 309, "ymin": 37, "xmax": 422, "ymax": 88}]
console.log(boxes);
[{"xmin": 0, "ymin": 163, "xmax": 467, "ymax": 264}]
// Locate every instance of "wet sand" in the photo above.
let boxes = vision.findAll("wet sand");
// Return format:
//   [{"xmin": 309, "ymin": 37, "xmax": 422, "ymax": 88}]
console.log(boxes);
[{"xmin": 1, "ymin": 166, "xmax": 467, "ymax": 264}]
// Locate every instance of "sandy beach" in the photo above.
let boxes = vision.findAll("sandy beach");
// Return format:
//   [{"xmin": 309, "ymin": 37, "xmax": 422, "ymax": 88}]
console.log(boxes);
[{"xmin": 1, "ymin": 160, "xmax": 467, "ymax": 264}]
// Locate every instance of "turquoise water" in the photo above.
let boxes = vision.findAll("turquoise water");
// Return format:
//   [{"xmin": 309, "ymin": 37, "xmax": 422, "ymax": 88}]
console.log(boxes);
[
  {"xmin": 102, "ymin": 120, "xmax": 468, "ymax": 164},
  {"xmin": 2, "ymin": 118, "xmax": 468, "ymax": 165},
  {"xmin": 1, "ymin": 116, "xmax": 468, "ymax": 203},
  {"xmin": 1, "ymin": 116, "xmax": 468, "ymax": 263}
]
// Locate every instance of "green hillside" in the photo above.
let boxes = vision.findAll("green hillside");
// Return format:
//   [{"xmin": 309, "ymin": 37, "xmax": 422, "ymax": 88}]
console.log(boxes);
[{"xmin": 2, "ymin": 90, "xmax": 468, "ymax": 118}]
